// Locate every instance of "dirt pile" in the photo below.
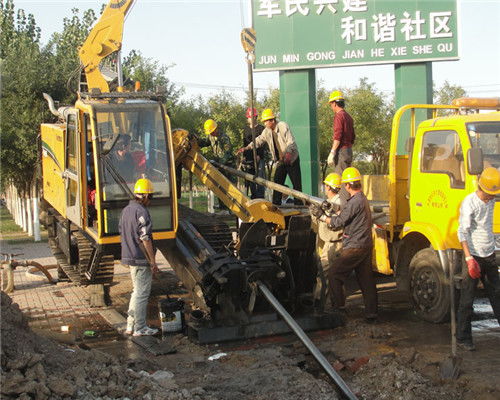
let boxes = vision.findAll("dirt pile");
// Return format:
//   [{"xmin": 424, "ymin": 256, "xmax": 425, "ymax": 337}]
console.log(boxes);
[{"xmin": 0, "ymin": 291, "xmax": 212, "ymax": 400}]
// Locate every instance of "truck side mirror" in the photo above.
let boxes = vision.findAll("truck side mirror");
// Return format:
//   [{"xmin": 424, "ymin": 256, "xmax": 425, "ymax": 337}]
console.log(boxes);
[{"xmin": 467, "ymin": 147, "xmax": 484, "ymax": 175}]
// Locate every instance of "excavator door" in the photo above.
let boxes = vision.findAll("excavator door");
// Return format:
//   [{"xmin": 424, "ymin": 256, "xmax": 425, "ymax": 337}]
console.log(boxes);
[{"xmin": 64, "ymin": 110, "xmax": 82, "ymax": 226}]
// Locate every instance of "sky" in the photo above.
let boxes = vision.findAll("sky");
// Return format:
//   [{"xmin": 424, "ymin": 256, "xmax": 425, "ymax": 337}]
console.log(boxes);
[{"xmin": 14, "ymin": 0, "xmax": 500, "ymax": 101}]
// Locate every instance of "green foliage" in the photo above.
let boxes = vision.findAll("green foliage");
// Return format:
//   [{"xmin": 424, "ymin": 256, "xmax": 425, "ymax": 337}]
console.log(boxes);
[
  {"xmin": 434, "ymin": 81, "xmax": 467, "ymax": 116},
  {"xmin": 44, "ymin": 7, "xmax": 97, "ymax": 101},
  {"xmin": 1, "ymin": 0, "xmax": 45, "ymax": 195},
  {"xmin": 122, "ymin": 50, "xmax": 183, "ymax": 108},
  {"xmin": 346, "ymin": 78, "xmax": 393, "ymax": 174}
]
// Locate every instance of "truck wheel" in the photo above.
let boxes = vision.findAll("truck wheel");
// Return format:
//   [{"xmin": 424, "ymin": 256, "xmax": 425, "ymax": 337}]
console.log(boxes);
[{"xmin": 409, "ymin": 248, "xmax": 450, "ymax": 323}]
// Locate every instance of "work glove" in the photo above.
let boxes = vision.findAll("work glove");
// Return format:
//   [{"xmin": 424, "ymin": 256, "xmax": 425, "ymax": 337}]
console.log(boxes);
[
  {"xmin": 283, "ymin": 152, "xmax": 293, "ymax": 165},
  {"xmin": 466, "ymin": 257, "xmax": 481, "ymax": 279},
  {"xmin": 327, "ymin": 151, "xmax": 335, "ymax": 167},
  {"xmin": 309, "ymin": 204, "xmax": 324, "ymax": 218},
  {"xmin": 321, "ymin": 200, "xmax": 332, "ymax": 213}
]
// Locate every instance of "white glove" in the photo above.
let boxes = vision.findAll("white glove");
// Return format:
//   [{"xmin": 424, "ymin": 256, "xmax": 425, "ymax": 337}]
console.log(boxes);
[{"xmin": 327, "ymin": 151, "xmax": 335, "ymax": 167}]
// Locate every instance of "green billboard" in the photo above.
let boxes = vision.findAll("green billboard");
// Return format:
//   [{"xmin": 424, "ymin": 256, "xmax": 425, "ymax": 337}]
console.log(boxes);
[{"xmin": 252, "ymin": 0, "xmax": 459, "ymax": 71}]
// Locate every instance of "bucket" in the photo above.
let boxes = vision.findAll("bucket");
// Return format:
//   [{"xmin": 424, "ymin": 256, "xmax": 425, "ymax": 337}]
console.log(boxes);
[{"xmin": 158, "ymin": 297, "xmax": 184, "ymax": 334}]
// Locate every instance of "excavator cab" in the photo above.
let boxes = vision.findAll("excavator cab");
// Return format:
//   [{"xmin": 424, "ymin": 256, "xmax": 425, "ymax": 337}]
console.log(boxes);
[
  {"xmin": 90, "ymin": 100, "xmax": 176, "ymax": 237},
  {"xmin": 41, "ymin": 96, "xmax": 177, "ymax": 289}
]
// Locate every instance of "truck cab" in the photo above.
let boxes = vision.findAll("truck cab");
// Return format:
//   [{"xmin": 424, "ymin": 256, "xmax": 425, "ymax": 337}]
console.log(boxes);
[{"xmin": 380, "ymin": 98, "xmax": 500, "ymax": 322}]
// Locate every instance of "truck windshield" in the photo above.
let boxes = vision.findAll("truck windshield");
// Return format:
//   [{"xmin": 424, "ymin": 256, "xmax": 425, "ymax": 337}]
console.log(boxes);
[
  {"xmin": 467, "ymin": 122, "xmax": 500, "ymax": 170},
  {"xmin": 94, "ymin": 102, "xmax": 171, "ymax": 201}
]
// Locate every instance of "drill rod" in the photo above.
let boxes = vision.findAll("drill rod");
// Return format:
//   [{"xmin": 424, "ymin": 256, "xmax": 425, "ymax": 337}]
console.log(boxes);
[
  {"xmin": 257, "ymin": 281, "xmax": 358, "ymax": 400},
  {"xmin": 212, "ymin": 162, "xmax": 323, "ymax": 206}
]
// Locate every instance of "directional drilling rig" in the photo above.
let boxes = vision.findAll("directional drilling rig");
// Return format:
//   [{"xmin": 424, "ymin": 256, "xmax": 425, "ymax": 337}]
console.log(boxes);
[{"xmin": 40, "ymin": 0, "xmax": 341, "ymax": 339}]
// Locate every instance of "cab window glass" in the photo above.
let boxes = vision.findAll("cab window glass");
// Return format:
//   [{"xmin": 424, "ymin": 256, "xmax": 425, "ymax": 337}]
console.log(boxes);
[
  {"xmin": 421, "ymin": 130, "xmax": 464, "ymax": 188},
  {"xmin": 467, "ymin": 122, "xmax": 500, "ymax": 170},
  {"xmin": 94, "ymin": 103, "xmax": 171, "ymax": 200},
  {"xmin": 66, "ymin": 114, "xmax": 77, "ymax": 173}
]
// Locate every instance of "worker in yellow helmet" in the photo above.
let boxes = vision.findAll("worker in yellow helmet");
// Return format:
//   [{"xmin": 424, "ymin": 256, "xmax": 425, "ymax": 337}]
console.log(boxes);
[
  {"xmin": 313, "ymin": 167, "xmax": 378, "ymax": 321},
  {"xmin": 198, "ymin": 119, "xmax": 235, "ymax": 166},
  {"xmin": 457, "ymin": 167, "xmax": 500, "ymax": 351},
  {"xmin": 237, "ymin": 108, "xmax": 303, "ymax": 205},
  {"xmin": 119, "ymin": 178, "xmax": 159, "ymax": 337},
  {"xmin": 309, "ymin": 173, "xmax": 346, "ymax": 308},
  {"xmin": 327, "ymin": 90, "xmax": 355, "ymax": 175},
  {"xmin": 198, "ymin": 119, "xmax": 236, "ymax": 211}
]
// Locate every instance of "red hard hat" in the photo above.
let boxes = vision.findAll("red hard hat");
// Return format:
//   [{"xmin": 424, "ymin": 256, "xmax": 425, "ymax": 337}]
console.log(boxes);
[{"xmin": 246, "ymin": 107, "xmax": 258, "ymax": 118}]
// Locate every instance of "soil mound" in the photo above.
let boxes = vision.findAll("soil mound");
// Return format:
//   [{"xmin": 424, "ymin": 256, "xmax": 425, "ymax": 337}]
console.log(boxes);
[{"xmin": 0, "ymin": 291, "xmax": 209, "ymax": 399}]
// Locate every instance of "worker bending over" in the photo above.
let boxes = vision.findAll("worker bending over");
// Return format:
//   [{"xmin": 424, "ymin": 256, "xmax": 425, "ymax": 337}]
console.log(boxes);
[
  {"xmin": 199, "ymin": 119, "xmax": 236, "ymax": 171},
  {"xmin": 312, "ymin": 167, "xmax": 377, "ymax": 321},
  {"xmin": 456, "ymin": 167, "xmax": 500, "ymax": 351},
  {"xmin": 237, "ymin": 109, "xmax": 302, "ymax": 205},
  {"xmin": 310, "ymin": 173, "xmax": 345, "ymax": 307}
]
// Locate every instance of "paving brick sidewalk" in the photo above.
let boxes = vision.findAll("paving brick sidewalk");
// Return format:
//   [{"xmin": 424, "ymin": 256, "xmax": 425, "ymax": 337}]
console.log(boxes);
[{"xmin": 2, "ymin": 239, "xmax": 175, "ymax": 337}]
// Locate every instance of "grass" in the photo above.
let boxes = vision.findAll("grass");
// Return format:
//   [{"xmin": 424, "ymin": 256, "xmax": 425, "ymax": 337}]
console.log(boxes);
[
  {"xmin": 0, "ymin": 206, "xmax": 24, "ymax": 235},
  {"xmin": 0, "ymin": 205, "xmax": 48, "ymax": 243},
  {"xmin": 179, "ymin": 192, "xmax": 210, "ymax": 213}
]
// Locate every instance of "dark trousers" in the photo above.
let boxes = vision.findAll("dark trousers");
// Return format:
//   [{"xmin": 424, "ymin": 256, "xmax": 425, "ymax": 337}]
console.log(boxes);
[
  {"xmin": 457, "ymin": 253, "xmax": 500, "ymax": 344},
  {"xmin": 245, "ymin": 159, "xmax": 266, "ymax": 199},
  {"xmin": 328, "ymin": 247, "xmax": 378, "ymax": 317},
  {"xmin": 272, "ymin": 156, "xmax": 302, "ymax": 205},
  {"xmin": 334, "ymin": 147, "xmax": 352, "ymax": 201},
  {"xmin": 334, "ymin": 147, "xmax": 353, "ymax": 174}
]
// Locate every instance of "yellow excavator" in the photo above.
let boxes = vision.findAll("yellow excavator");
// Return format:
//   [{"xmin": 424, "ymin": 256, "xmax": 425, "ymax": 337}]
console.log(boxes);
[{"xmin": 40, "ymin": 0, "xmax": 332, "ymax": 340}]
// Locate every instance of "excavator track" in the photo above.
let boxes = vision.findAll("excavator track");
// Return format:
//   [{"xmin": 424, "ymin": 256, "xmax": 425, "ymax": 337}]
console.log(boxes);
[
  {"xmin": 179, "ymin": 205, "xmax": 233, "ymax": 252},
  {"xmin": 48, "ymin": 222, "xmax": 114, "ymax": 285},
  {"xmin": 75, "ymin": 231, "xmax": 115, "ymax": 284}
]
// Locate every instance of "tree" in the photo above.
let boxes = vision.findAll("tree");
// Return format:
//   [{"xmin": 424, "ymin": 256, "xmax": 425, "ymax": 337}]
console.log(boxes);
[
  {"xmin": 122, "ymin": 50, "xmax": 183, "ymax": 109},
  {"xmin": 43, "ymin": 7, "xmax": 97, "ymax": 103},
  {"xmin": 1, "ymin": 0, "xmax": 45, "ymax": 195},
  {"xmin": 346, "ymin": 78, "xmax": 393, "ymax": 175},
  {"xmin": 434, "ymin": 80, "xmax": 467, "ymax": 115}
]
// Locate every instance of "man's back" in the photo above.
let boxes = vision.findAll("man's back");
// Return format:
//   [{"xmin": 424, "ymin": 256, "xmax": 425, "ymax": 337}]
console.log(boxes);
[{"xmin": 119, "ymin": 200, "xmax": 152, "ymax": 266}]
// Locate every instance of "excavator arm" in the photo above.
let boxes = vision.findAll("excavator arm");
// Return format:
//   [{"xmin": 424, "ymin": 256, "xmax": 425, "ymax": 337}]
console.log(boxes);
[
  {"xmin": 172, "ymin": 129, "xmax": 298, "ymax": 230},
  {"xmin": 78, "ymin": 0, "xmax": 135, "ymax": 93}
]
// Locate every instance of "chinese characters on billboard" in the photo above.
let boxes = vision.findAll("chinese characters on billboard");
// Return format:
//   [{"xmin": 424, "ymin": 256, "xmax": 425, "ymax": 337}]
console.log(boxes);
[{"xmin": 253, "ymin": 0, "xmax": 458, "ymax": 71}]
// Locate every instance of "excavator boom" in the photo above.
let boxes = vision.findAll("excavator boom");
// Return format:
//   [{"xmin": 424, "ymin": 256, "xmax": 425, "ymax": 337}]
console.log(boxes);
[{"xmin": 78, "ymin": 0, "xmax": 135, "ymax": 93}]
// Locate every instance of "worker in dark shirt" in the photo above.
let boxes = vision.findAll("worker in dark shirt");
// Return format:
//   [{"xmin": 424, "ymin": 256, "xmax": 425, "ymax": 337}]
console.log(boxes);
[
  {"xmin": 311, "ymin": 167, "xmax": 377, "ymax": 321},
  {"xmin": 242, "ymin": 108, "xmax": 266, "ymax": 199},
  {"xmin": 119, "ymin": 178, "xmax": 159, "ymax": 337},
  {"xmin": 327, "ymin": 91, "xmax": 355, "ymax": 175}
]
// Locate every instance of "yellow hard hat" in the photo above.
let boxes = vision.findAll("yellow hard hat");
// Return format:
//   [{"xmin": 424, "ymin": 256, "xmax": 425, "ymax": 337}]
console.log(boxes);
[
  {"xmin": 341, "ymin": 167, "xmax": 362, "ymax": 183},
  {"xmin": 134, "ymin": 178, "xmax": 154, "ymax": 194},
  {"xmin": 261, "ymin": 108, "xmax": 275, "ymax": 122},
  {"xmin": 324, "ymin": 173, "xmax": 341, "ymax": 189},
  {"xmin": 478, "ymin": 167, "xmax": 500, "ymax": 195},
  {"xmin": 328, "ymin": 90, "xmax": 344, "ymax": 103},
  {"xmin": 204, "ymin": 119, "xmax": 218, "ymax": 135}
]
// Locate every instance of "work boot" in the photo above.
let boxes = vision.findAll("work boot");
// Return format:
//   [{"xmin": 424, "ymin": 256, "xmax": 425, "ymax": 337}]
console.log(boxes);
[
  {"xmin": 133, "ymin": 326, "xmax": 158, "ymax": 337},
  {"xmin": 457, "ymin": 341, "xmax": 475, "ymax": 351}
]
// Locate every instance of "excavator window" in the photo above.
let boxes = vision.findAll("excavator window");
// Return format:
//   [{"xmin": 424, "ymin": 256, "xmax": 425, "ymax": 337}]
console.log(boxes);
[{"xmin": 92, "ymin": 102, "xmax": 173, "ymax": 235}]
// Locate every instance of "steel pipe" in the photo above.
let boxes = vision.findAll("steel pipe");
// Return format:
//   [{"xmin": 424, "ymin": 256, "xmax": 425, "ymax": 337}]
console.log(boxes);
[
  {"xmin": 257, "ymin": 281, "xmax": 358, "ymax": 400},
  {"xmin": 212, "ymin": 162, "xmax": 324, "ymax": 206}
]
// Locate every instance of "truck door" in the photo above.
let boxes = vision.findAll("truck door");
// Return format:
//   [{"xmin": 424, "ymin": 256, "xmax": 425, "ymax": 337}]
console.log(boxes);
[
  {"xmin": 64, "ymin": 111, "xmax": 82, "ymax": 225},
  {"xmin": 410, "ymin": 129, "xmax": 466, "ymax": 241}
]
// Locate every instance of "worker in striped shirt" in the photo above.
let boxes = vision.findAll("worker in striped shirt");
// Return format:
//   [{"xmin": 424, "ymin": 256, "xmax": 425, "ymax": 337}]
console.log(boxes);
[{"xmin": 456, "ymin": 167, "xmax": 500, "ymax": 351}]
